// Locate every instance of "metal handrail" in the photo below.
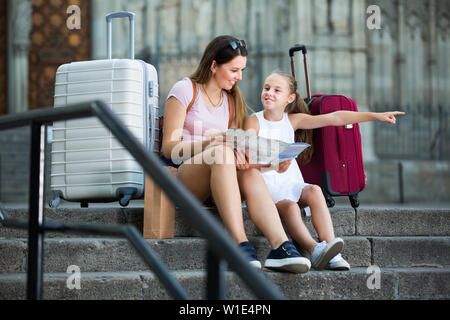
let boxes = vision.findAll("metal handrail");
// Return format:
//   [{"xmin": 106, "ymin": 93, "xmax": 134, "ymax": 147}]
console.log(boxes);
[{"xmin": 0, "ymin": 100, "xmax": 285, "ymax": 300}]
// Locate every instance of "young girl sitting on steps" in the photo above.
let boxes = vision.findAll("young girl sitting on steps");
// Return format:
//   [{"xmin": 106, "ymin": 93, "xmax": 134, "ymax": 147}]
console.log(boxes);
[{"xmin": 244, "ymin": 71, "xmax": 404, "ymax": 271}]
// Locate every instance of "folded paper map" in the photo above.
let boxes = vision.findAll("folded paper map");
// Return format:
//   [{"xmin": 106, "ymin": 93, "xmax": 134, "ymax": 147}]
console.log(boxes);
[{"xmin": 225, "ymin": 128, "xmax": 310, "ymax": 164}]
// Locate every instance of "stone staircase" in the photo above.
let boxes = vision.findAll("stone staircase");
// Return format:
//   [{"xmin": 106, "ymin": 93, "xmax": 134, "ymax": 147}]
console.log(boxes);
[{"xmin": 0, "ymin": 204, "xmax": 449, "ymax": 300}]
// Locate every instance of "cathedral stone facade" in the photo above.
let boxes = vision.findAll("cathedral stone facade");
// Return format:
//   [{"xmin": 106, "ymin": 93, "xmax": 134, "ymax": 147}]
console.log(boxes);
[{"xmin": 1, "ymin": 0, "xmax": 449, "ymax": 204}]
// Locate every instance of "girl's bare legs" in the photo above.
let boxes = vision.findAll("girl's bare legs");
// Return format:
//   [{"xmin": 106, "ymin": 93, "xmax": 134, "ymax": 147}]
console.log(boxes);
[
  {"xmin": 299, "ymin": 185, "xmax": 349, "ymax": 270},
  {"xmin": 237, "ymin": 168, "xmax": 289, "ymax": 249},
  {"xmin": 299, "ymin": 185, "xmax": 335, "ymax": 245},
  {"xmin": 277, "ymin": 185, "xmax": 336, "ymax": 254},
  {"xmin": 177, "ymin": 145, "xmax": 248, "ymax": 244}
]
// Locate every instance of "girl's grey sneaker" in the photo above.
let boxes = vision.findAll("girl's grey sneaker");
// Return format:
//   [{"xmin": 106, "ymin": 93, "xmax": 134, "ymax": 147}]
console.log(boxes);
[
  {"xmin": 264, "ymin": 241, "xmax": 311, "ymax": 274},
  {"xmin": 326, "ymin": 253, "xmax": 351, "ymax": 271},
  {"xmin": 239, "ymin": 241, "xmax": 262, "ymax": 269},
  {"xmin": 311, "ymin": 238, "xmax": 344, "ymax": 270}
]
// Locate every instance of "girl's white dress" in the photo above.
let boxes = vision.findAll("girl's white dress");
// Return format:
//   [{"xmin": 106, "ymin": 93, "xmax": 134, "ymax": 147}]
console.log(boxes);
[{"xmin": 255, "ymin": 111, "xmax": 311, "ymax": 215}]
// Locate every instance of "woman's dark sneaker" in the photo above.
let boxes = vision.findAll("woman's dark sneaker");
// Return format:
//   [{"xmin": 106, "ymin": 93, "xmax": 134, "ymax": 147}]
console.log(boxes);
[
  {"xmin": 239, "ymin": 241, "xmax": 262, "ymax": 269},
  {"xmin": 264, "ymin": 241, "xmax": 311, "ymax": 273}
]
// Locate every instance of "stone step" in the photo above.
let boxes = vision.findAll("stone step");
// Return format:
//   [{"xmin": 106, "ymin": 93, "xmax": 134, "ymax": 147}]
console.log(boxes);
[
  {"xmin": 0, "ymin": 207, "xmax": 144, "ymax": 239},
  {"xmin": 1, "ymin": 236, "xmax": 449, "ymax": 274},
  {"xmin": 1, "ymin": 206, "xmax": 449, "ymax": 239},
  {"xmin": 176, "ymin": 206, "xmax": 450, "ymax": 237},
  {"xmin": 1, "ymin": 267, "xmax": 449, "ymax": 300}
]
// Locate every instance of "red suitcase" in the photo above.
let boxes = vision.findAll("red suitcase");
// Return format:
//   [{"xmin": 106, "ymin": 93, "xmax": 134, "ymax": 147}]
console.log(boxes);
[{"xmin": 289, "ymin": 45, "xmax": 365, "ymax": 208}]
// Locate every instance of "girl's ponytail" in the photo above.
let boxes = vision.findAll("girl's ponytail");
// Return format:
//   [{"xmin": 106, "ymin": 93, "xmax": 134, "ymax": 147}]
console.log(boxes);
[{"xmin": 287, "ymin": 91, "xmax": 313, "ymax": 164}]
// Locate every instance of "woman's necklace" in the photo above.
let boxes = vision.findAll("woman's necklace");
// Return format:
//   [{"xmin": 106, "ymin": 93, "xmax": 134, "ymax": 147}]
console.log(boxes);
[{"xmin": 202, "ymin": 84, "xmax": 223, "ymax": 107}]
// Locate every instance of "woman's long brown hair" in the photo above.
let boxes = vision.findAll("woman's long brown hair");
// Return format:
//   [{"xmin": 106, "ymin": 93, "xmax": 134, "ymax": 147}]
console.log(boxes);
[{"xmin": 190, "ymin": 35, "xmax": 248, "ymax": 129}]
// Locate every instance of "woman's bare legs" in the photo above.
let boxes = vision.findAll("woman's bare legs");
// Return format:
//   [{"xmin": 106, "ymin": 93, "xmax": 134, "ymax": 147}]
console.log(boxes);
[
  {"xmin": 178, "ymin": 147, "xmax": 293, "ymax": 251},
  {"xmin": 237, "ymin": 168, "xmax": 289, "ymax": 249},
  {"xmin": 177, "ymin": 145, "xmax": 248, "ymax": 244}
]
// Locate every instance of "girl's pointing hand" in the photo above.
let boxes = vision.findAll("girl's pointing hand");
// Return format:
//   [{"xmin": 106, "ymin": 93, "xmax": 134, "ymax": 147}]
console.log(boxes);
[{"xmin": 376, "ymin": 111, "xmax": 405, "ymax": 124}]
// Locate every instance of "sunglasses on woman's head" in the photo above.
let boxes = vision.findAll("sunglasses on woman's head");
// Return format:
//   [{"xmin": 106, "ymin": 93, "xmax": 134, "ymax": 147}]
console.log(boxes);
[{"xmin": 229, "ymin": 40, "xmax": 246, "ymax": 50}]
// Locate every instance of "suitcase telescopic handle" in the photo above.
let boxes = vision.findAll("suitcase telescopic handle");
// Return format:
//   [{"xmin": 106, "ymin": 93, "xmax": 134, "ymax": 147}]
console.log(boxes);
[
  {"xmin": 106, "ymin": 11, "xmax": 135, "ymax": 60},
  {"xmin": 289, "ymin": 44, "xmax": 307, "ymax": 57},
  {"xmin": 289, "ymin": 44, "xmax": 311, "ymax": 101}
]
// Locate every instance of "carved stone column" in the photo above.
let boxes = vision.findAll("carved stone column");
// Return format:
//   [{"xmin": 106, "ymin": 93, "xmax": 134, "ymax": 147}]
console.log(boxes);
[{"xmin": 7, "ymin": 0, "xmax": 32, "ymax": 114}]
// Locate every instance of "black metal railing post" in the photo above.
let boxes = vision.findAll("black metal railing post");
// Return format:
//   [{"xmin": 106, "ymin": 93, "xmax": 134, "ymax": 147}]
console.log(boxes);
[
  {"xmin": 206, "ymin": 245, "xmax": 227, "ymax": 300},
  {"xmin": 27, "ymin": 122, "xmax": 47, "ymax": 300}
]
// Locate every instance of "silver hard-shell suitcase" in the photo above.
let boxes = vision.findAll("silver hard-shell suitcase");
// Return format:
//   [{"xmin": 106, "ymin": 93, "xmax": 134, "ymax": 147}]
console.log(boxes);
[{"xmin": 50, "ymin": 12, "xmax": 159, "ymax": 208}]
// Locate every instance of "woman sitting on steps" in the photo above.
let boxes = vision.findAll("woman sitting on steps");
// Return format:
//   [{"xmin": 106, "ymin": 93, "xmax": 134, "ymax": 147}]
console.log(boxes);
[{"xmin": 161, "ymin": 35, "xmax": 314, "ymax": 273}]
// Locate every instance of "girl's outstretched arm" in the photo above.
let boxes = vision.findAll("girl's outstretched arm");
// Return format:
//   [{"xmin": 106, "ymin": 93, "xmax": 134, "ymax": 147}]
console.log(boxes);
[{"xmin": 289, "ymin": 111, "xmax": 405, "ymax": 130}]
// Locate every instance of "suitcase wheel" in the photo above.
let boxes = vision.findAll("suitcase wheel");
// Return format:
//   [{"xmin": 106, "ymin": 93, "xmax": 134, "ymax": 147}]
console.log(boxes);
[
  {"xmin": 49, "ymin": 198, "xmax": 60, "ymax": 208},
  {"xmin": 326, "ymin": 197, "xmax": 335, "ymax": 208},
  {"xmin": 119, "ymin": 197, "xmax": 130, "ymax": 207},
  {"xmin": 324, "ymin": 193, "xmax": 335, "ymax": 208},
  {"xmin": 49, "ymin": 191, "xmax": 63, "ymax": 208},
  {"xmin": 117, "ymin": 187, "xmax": 138, "ymax": 207},
  {"xmin": 349, "ymin": 195, "xmax": 359, "ymax": 209}
]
